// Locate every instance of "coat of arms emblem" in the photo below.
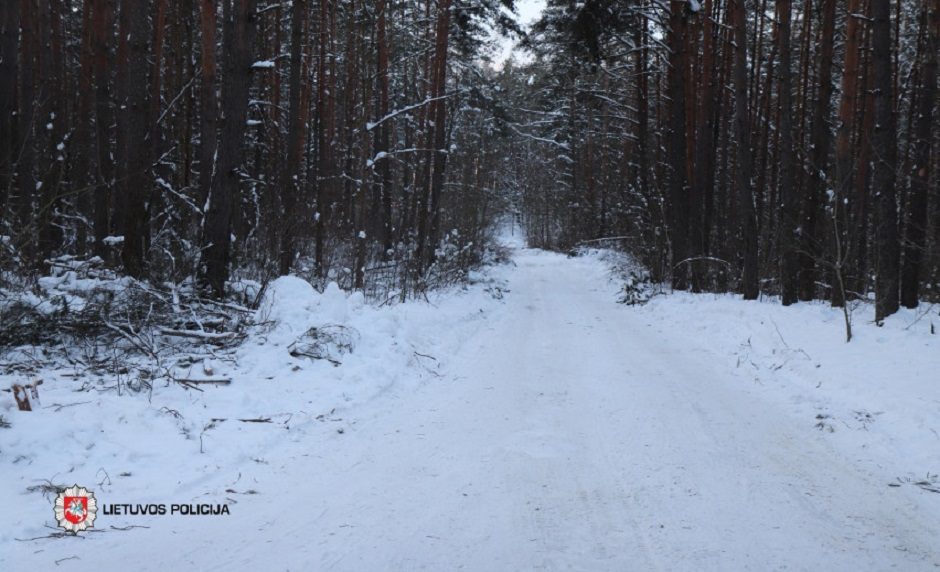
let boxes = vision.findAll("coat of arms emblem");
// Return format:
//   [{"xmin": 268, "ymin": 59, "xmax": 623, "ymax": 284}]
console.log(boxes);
[{"xmin": 54, "ymin": 485, "xmax": 98, "ymax": 533}]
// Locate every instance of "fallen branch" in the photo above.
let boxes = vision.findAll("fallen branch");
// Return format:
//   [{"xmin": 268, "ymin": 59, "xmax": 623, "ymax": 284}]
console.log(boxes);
[
  {"xmin": 176, "ymin": 381, "xmax": 204, "ymax": 392},
  {"xmin": 102, "ymin": 318, "xmax": 156, "ymax": 359},
  {"xmin": 16, "ymin": 533, "xmax": 84, "ymax": 541},
  {"xmin": 174, "ymin": 377, "xmax": 231, "ymax": 385},
  {"xmin": 160, "ymin": 329, "xmax": 243, "ymax": 344}
]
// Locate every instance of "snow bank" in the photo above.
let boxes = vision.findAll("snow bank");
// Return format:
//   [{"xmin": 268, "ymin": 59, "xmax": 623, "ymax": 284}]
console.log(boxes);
[
  {"xmin": 1, "ymin": 264, "xmax": 512, "ymax": 551},
  {"xmin": 631, "ymin": 289, "xmax": 940, "ymax": 486},
  {"xmin": 254, "ymin": 276, "xmax": 321, "ymax": 340}
]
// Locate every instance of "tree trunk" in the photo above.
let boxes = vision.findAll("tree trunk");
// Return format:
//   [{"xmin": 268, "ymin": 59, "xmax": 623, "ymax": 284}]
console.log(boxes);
[
  {"xmin": 279, "ymin": 0, "xmax": 306, "ymax": 275},
  {"xmin": 37, "ymin": 0, "xmax": 65, "ymax": 264},
  {"xmin": 667, "ymin": 0, "xmax": 690, "ymax": 291},
  {"xmin": 203, "ymin": 0, "xmax": 257, "ymax": 297},
  {"xmin": 0, "ymin": 0, "xmax": 19, "ymax": 214},
  {"xmin": 73, "ymin": 0, "xmax": 97, "ymax": 255},
  {"xmin": 92, "ymin": 0, "xmax": 114, "ymax": 257},
  {"xmin": 414, "ymin": 0, "xmax": 452, "ymax": 275},
  {"xmin": 14, "ymin": 0, "xmax": 40, "ymax": 265},
  {"xmin": 805, "ymin": 0, "xmax": 837, "ymax": 306},
  {"xmin": 375, "ymin": 0, "xmax": 393, "ymax": 255},
  {"xmin": 634, "ymin": 4, "xmax": 651, "ymax": 263},
  {"xmin": 692, "ymin": 0, "xmax": 717, "ymax": 280},
  {"xmin": 198, "ymin": 0, "xmax": 218, "ymax": 208},
  {"xmin": 871, "ymin": 0, "xmax": 900, "ymax": 321},
  {"xmin": 148, "ymin": 0, "xmax": 169, "ymax": 156},
  {"xmin": 116, "ymin": 0, "xmax": 152, "ymax": 277},
  {"xmin": 314, "ymin": 0, "xmax": 336, "ymax": 277},
  {"xmin": 776, "ymin": 0, "xmax": 798, "ymax": 305},
  {"xmin": 733, "ymin": 0, "xmax": 759, "ymax": 299},
  {"xmin": 900, "ymin": 0, "xmax": 938, "ymax": 308},
  {"xmin": 830, "ymin": 0, "xmax": 864, "ymax": 304}
]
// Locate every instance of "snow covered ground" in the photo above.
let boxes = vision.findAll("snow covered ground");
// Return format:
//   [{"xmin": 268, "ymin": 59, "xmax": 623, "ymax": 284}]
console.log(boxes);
[{"xmin": 3, "ymin": 234, "xmax": 940, "ymax": 570}]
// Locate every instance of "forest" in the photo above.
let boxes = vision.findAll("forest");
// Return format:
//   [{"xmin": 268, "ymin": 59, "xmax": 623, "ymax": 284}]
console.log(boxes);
[
  {"xmin": 4, "ymin": 2, "xmax": 940, "ymax": 567},
  {"xmin": 0, "ymin": 0, "xmax": 938, "ymax": 318}
]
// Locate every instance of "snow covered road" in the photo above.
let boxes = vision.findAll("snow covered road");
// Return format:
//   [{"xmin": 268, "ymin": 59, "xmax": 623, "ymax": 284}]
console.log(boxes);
[
  {"xmin": 293, "ymin": 249, "xmax": 938, "ymax": 571},
  {"xmin": 7, "ymin": 248, "xmax": 940, "ymax": 570}
]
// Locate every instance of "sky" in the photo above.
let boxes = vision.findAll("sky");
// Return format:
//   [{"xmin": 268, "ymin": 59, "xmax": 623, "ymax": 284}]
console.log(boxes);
[{"xmin": 493, "ymin": 0, "xmax": 546, "ymax": 67}]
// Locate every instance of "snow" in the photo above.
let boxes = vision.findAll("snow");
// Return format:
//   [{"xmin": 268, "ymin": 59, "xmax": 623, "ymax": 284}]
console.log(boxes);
[
  {"xmin": 3, "ymin": 239, "xmax": 939, "ymax": 569},
  {"xmin": 366, "ymin": 151, "xmax": 388, "ymax": 168},
  {"xmin": 634, "ymin": 289, "xmax": 940, "ymax": 483},
  {"xmin": 254, "ymin": 275, "xmax": 319, "ymax": 333},
  {"xmin": 250, "ymin": 60, "xmax": 275, "ymax": 69}
]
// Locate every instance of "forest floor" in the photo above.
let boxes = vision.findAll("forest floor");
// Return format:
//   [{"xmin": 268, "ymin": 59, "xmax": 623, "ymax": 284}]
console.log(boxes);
[{"xmin": 3, "ymin": 232, "xmax": 940, "ymax": 571}]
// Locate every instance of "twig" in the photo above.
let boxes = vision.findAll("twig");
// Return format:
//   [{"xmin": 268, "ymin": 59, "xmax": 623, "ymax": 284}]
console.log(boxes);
[
  {"xmin": 160, "ymin": 329, "xmax": 242, "ymax": 344},
  {"xmin": 45, "ymin": 401, "xmax": 92, "ymax": 412},
  {"xmin": 903, "ymin": 303, "xmax": 936, "ymax": 331},
  {"xmin": 173, "ymin": 377, "xmax": 231, "ymax": 385},
  {"xmin": 102, "ymin": 316, "xmax": 156, "ymax": 359},
  {"xmin": 16, "ymin": 531, "xmax": 85, "ymax": 541},
  {"xmin": 176, "ymin": 381, "xmax": 204, "ymax": 392},
  {"xmin": 768, "ymin": 317, "xmax": 812, "ymax": 360}
]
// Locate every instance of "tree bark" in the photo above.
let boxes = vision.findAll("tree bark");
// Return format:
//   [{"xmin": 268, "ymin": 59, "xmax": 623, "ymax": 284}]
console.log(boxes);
[
  {"xmin": 666, "ymin": 0, "xmax": 690, "ymax": 291},
  {"xmin": 900, "ymin": 0, "xmax": 938, "ymax": 308},
  {"xmin": 116, "ymin": 0, "xmax": 152, "ymax": 277},
  {"xmin": 16, "ymin": 0, "xmax": 37, "ymax": 254},
  {"xmin": 375, "ymin": 0, "xmax": 394, "ymax": 255},
  {"xmin": 692, "ymin": 0, "xmax": 716, "ymax": 281},
  {"xmin": 37, "ymin": 0, "xmax": 66, "ymax": 263},
  {"xmin": 0, "ymin": 0, "xmax": 19, "ymax": 214},
  {"xmin": 73, "ymin": 0, "xmax": 97, "ymax": 255},
  {"xmin": 278, "ymin": 0, "xmax": 306, "ymax": 275},
  {"xmin": 830, "ymin": 0, "xmax": 865, "ymax": 304},
  {"xmin": 148, "ymin": 0, "xmax": 169, "ymax": 156},
  {"xmin": 805, "ymin": 0, "xmax": 837, "ymax": 306},
  {"xmin": 414, "ymin": 0, "xmax": 452, "ymax": 275},
  {"xmin": 776, "ymin": 0, "xmax": 798, "ymax": 305},
  {"xmin": 314, "ymin": 0, "xmax": 336, "ymax": 276},
  {"xmin": 203, "ymin": 0, "xmax": 257, "ymax": 297},
  {"xmin": 198, "ymin": 0, "xmax": 218, "ymax": 209},
  {"xmin": 871, "ymin": 0, "xmax": 900, "ymax": 321},
  {"xmin": 92, "ymin": 0, "xmax": 114, "ymax": 257},
  {"xmin": 733, "ymin": 0, "xmax": 759, "ymax": 299}
]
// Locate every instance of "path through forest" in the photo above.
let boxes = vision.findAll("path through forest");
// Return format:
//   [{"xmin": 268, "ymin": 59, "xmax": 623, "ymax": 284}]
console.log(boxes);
[
  {"xmin": 10, "ymin": 246, "xmax": 940, "ymax": 571},
  {"xmin": 279, "ymin": 248, "xmax": 937, "ymax": 571}
]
